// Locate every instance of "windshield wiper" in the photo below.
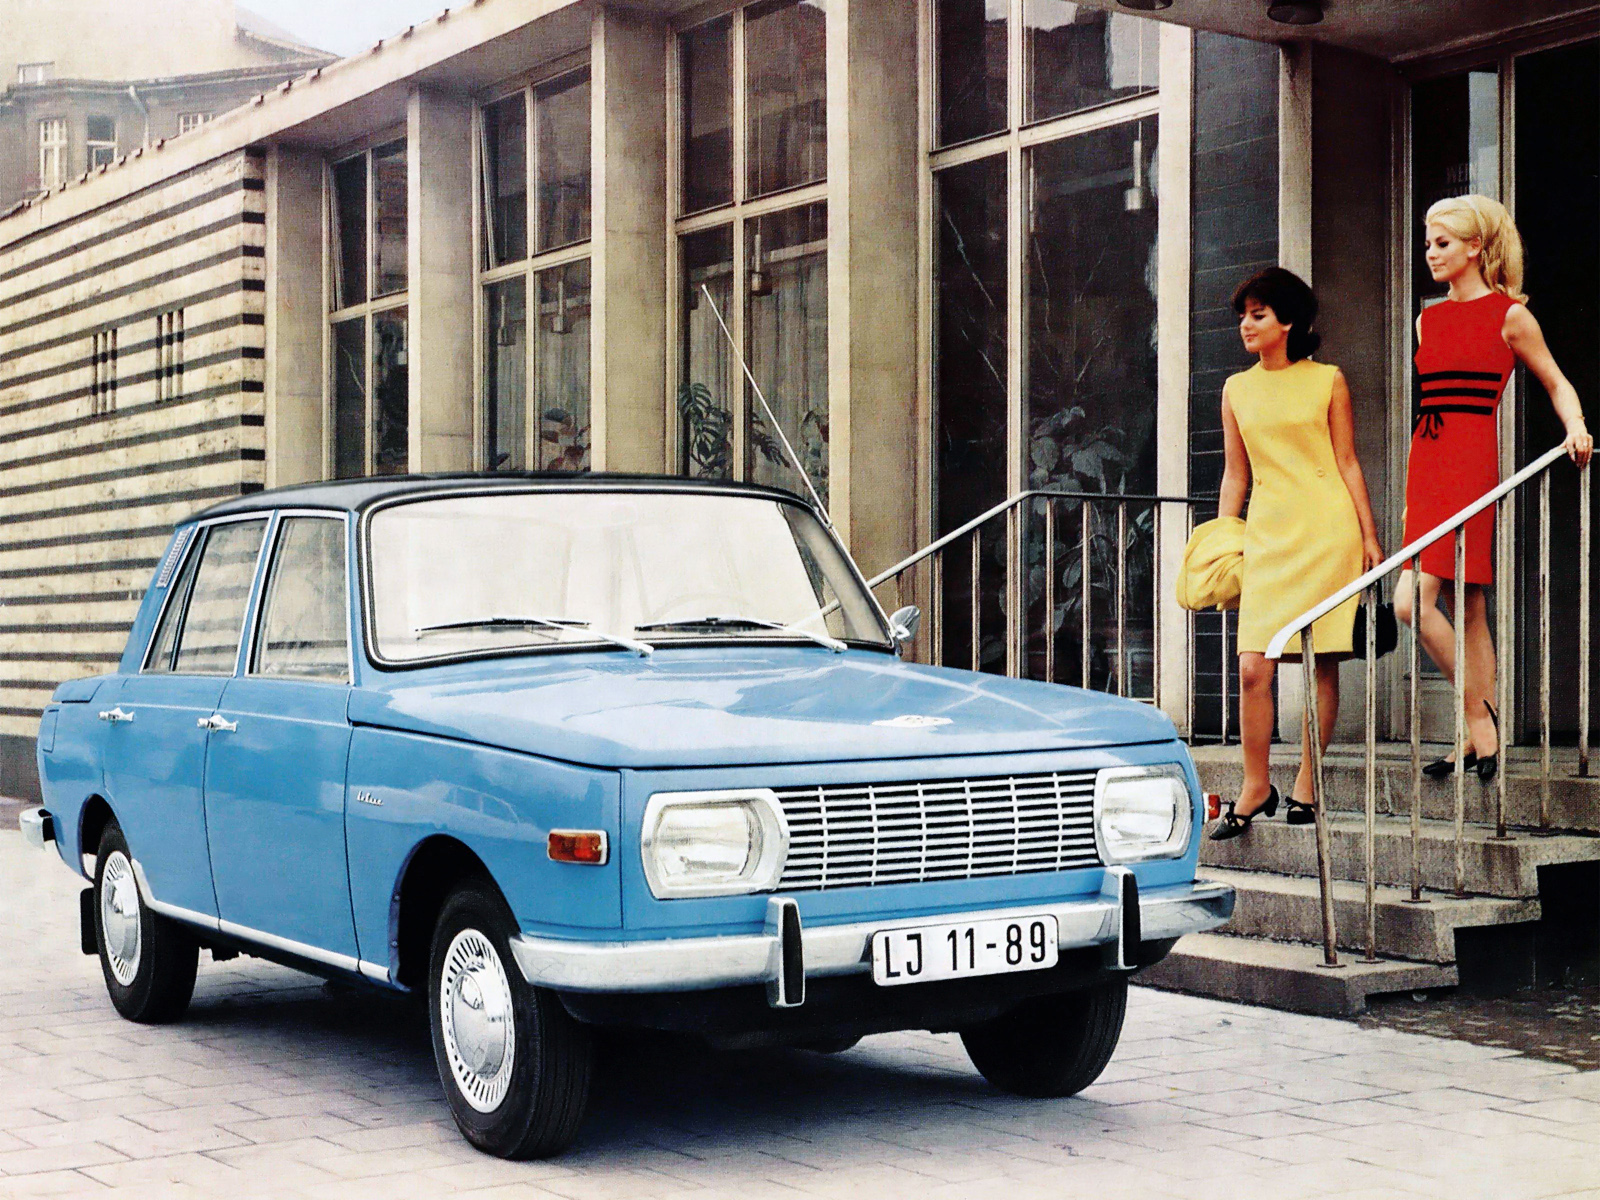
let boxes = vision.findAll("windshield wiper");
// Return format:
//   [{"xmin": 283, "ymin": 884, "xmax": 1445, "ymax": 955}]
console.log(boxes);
[
  {"xmin": 415, "ymin": 616, "xmax": 653, "ymax": 657},
  {"xmin": 633, "ymin": 615, "xmax": 846, "ymax": 653}
]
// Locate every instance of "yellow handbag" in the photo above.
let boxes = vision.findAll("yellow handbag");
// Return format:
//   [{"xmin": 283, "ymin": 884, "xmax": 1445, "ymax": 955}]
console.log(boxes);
[{"xmin": 1176, "ymin": 516, "xmax": 1245, "ymax": 612}]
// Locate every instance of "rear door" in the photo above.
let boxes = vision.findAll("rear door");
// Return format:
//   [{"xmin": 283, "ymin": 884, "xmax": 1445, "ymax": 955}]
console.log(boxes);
[
  {"xmin": 101, "ymin": 517, "xmax": 270, "ymax": 918},
  {"xmin": 203, "ymin": 513, "xmax": 360, "ymax": 964}
]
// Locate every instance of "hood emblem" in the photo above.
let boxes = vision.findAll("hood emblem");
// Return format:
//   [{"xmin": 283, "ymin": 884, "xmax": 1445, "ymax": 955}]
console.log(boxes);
[{"xmin": 872, "ymin": 715, "xmax": 952, "ymax": 729}]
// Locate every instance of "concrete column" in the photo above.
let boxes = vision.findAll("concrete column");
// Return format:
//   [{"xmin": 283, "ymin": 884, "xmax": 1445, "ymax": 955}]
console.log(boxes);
[
  {"xmin": 825, "ymin": 0, "xmax": 919, "ymax": 574},
  {"xmin": 407, "ymin": 87, "xmax": 476, "ymax": 472},
  {"xmin": 264, "ymin": 145, "xmax": 325, "ymax": 486},
  {"xmin": 592, "ymin": 8, "xmax": 668, "ymax": 473}
]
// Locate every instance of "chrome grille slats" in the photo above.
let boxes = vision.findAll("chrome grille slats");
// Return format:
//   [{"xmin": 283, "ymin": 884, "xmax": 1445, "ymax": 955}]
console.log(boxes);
[{"xmin": 774, "ymin": 769, "xmax": 1100, "ymax": 891}]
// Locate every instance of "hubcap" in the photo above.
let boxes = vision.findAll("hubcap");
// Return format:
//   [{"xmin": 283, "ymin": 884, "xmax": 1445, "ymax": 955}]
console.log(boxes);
[
  {"xmin": 100, "ymin": 851, "xmax": 142, "ymax": 986},
  {"xmin": 439, "ymin": 928, "xmax": 515, "ymax": 1113}
]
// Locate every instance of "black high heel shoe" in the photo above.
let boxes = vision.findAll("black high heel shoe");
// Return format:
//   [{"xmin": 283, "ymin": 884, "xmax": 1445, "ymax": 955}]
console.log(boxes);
[
  {"xmin": 1476, "ymin": 702, "xmax": 1500, "ymax": 782},
  {"xmin": 1208, "ymin": 786, "xmax": 1280, "ymax": 841},
  {"xmin": 1284, "ymin": 796, "xmax": 1317, "ymax": 825},
  {"xmin": 1422, "ymin": 750, "xmax": 1477, "ymax": 778}
]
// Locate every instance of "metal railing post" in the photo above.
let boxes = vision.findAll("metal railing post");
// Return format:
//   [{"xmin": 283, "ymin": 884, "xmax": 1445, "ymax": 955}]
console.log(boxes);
[
  {"xmin": 1006, "ymin": 505, "xmax": 1020, "ymax": 679},
  {"xmin": 1495, "ymin": 496, "xmax": 1511, "ymax": 841},
  {"xmin": 1116, "ymin": 502, "xmax": 1128, "ymax": 697},
  {"xmin": 1302, "ymin": 626, "xmax": 1339, "ymax": 967},
  {"xmin": 1408, "ymin": 558, "xmax": 1425, "ymax": 904},
  {"xmin": 1220, "ymin": 613, "xmax": 1230, "ymax": 746},
  {"xmin": 931, "ymin": 550, "xmax": 944, "ymax": 668},
  {"xmin": 1080, "ymin": 502, "xmax": 1092, "ymax": 689},
  {"xmin": 1540, "ymin": 471, "xmax": 1552, "ymax": 829},
  {"xmin": 1364, "ymin": 587, "xmax": 1378, "ymax": 962},
  {"xmin": 1186, "ymin": 508, "xmax": 1196, "ymax": 741},
  {"xmin": 1454, "ymin": 527, "xmax": 1468, "ymax": 897},
  {"xmin": 1045, "ymin": 500, "xmax": 1056, "ymax": 685},
  {"xmin": 971, "ymin": 527, "xmax": 981, "ymax": 674},
  {"xmin": 1153, "ymin": 503, "xmax": 1163, "ymax": 704},
  {"xmin": 1581, "ymin": 462, "xmax": 1592, "ymax": 778}
]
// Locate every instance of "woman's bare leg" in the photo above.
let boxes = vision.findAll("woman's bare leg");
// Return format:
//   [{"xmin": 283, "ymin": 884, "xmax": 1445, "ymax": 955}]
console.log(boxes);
[
  {"xmin": 1291, "ymin": 655, "xmax": 1341, "ymax": 806},
  {"xmin": 1394, "ymin": 569, "xmax": 1476, "ymax": 759},
  {"xmin": 1237, "ymin": 652, "xmax": 1276, "ymax": 816},
  {"xmin": 1460, "ymin": 584, "xmax": 1499, "ymax": 758}
]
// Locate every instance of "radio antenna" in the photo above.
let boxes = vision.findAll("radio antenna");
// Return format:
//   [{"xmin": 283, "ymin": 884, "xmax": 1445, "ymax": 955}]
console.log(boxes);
[{"xmin": 698, "ymin": 284, "xmax": 832, "ymax": 527}]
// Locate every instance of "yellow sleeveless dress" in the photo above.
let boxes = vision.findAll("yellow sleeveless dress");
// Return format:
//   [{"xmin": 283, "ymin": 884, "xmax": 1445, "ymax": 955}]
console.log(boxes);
[{"xmin": 1229, "ymin": 359, "xmax": 1362, "ymax": 658}]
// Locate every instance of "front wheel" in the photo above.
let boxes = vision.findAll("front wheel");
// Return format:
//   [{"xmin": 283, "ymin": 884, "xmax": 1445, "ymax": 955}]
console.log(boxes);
[
  {"xmin": 428, "ymin": 882, "xmax": 593, "ymax": 1159},
  {"xmin": 960, "ymin": 977, "xmax": 1127, "ymax": 1097},
  {"xmin": 94, "ymin": 822, "xmax": 198, "ymax": 1023}
]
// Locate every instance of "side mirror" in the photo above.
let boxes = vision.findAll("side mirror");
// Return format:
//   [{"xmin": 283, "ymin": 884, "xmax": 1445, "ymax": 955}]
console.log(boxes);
[{"xmin": 889, "ymin": 605, "xmax": 921, "ymax": 648}]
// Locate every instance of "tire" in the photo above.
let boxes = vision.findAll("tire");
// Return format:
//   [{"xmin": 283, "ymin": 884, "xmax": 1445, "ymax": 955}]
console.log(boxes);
[
  {"xmin": 428, "ymin": 882, "xmax": 593, "ymax": 1159},
  {"xmin": 93, "ymin": 822, "xmax": 198, "ymax": 1024},
  {"xmin": 960, "ymin": 977, "xmax": 1128, "ymax": 1098}
]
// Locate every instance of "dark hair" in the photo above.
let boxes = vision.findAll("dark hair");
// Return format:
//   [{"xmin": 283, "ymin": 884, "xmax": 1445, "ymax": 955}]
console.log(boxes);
[{"xmin": 1231, "ymin": 267, "xmax": 1322, "ymax": 361}]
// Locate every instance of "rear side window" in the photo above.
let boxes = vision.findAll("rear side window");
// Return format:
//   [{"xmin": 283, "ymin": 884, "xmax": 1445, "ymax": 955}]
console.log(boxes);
[
  {"xmin": 252, "ymin": 516, "xmax": 350, "ymax": 682},
  {"xmin": 145, "ymin": 531, "xmax": 204, "ymax": 672},
  {"xmin": 158, "ymin": 519, "xmax": 268, "ymax": 675}
]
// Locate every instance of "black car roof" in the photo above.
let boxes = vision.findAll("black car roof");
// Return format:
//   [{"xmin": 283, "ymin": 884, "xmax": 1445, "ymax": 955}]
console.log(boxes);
[{"xmin": 192, "ymin": 472, "xmax": 812, "ymax": 521}]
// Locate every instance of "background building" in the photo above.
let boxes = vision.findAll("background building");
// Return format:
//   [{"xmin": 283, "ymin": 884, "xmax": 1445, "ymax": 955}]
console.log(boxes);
[
  {"xmin": 0, "ymin": 0, "xmax": 1595, "ymax": 802},
  {"xmin": 0, "ymin": 0, "xmax": 333, "ymax": 210}
]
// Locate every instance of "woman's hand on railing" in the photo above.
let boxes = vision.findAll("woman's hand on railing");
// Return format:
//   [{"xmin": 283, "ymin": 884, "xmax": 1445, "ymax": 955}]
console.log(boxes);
[
  {"xmin": 1363, "ymin": 537, "xmax": 1385, "ymax": 573},
  {"xmin": 1563, "ymin": 419, "xmax": 1593, "ymax": 469}
]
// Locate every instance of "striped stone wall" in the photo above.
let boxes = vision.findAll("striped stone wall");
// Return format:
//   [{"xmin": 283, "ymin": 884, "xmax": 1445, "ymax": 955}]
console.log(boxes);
[{"xmin": 0, "ymin": 148, "xmax": 268, "ymax": 799}]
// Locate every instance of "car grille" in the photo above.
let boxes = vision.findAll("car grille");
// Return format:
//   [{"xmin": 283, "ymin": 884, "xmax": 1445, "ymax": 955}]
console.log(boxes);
[{"xmin": 773, "ymin": 770, "xmax": 1101, "ymax": 891}]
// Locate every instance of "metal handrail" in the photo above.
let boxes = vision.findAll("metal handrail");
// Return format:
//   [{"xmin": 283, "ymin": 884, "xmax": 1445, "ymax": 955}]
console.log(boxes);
[{"xmin": 1264, "ymin": 441, "xmax": 1590, "ymax": 969}]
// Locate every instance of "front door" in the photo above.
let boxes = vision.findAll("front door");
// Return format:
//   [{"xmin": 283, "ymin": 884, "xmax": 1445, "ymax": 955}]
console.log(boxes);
[{"xmin": 202, "ymin": 514, "xmax": 358, "ymax": 961}]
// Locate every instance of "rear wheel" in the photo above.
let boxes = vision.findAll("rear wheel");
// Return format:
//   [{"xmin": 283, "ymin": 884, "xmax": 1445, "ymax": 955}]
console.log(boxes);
[
  {"xmin": 93, "ymin": 822, "xmax": 198, "ymax": 1023},
  {"xmin": 960, "ymin": 977, "xmax": 1127, "ymax": 1097},
  {"xmin": 428, "ymin": 882, "xmax": 593, "ymax": 1158}
]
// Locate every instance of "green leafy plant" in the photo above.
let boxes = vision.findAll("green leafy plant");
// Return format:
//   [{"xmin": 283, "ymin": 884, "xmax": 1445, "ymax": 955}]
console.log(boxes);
[{"xmin": 677, "ymin": 382, "xmax": 788, "ymax": 478}]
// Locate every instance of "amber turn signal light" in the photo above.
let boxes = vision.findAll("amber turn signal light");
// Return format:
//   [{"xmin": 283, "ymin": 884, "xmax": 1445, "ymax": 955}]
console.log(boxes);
[{"xmin": 548, "ymin": 830, "xmax": 608, "ymax": 865}]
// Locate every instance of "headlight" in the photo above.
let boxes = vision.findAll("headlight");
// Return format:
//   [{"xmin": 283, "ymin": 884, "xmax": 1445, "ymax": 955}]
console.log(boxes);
[
  {"xmin": 1094, "ymin": 765, "xmax": 1193, "ymax": 864},
  {"xmin": 641, "ymin": 789, "xmax": 789, "ymax": 898}
]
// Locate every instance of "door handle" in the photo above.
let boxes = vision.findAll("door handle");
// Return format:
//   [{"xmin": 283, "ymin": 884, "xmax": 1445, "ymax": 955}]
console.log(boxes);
[
  {"xmin": 97, "ymin": 707, "xmax": 135, "ymax": 723},
  {"xmin": 197, "ymin": 714, "xmax": 239, "ymax": 732}
]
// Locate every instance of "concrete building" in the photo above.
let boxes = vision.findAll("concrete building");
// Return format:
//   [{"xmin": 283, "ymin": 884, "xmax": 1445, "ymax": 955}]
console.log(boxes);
[
  {"xmin": 0, "ymin": 1, "xmax": 334, "ymax": 210},
  {"xmin": 0, "ymin": 0, "xmax": 1596, "ymax": 803}
]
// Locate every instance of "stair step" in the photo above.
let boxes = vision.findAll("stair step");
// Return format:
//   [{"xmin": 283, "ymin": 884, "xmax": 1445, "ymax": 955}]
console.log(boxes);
[
  {"xmin": 1200, "ymin": 867, "xmax": 1540, "ymax": 963},
  {"xmin": 1139, "ymin": 931, "xmax": 1458, "ymax": 1017},
  {"xmin": 1191, "ymin": 747, "xmax": 1600, "ymax": 834},
  {"xmin": 1198, "ymin": 812, "xmax": 1600, "ymax": 897}
]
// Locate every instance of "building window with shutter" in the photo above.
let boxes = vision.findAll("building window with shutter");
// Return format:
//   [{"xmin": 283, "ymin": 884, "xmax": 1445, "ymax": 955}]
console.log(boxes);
[
  {"xmin": 91, "ymin": 330, "xmax": 118, "ymax": 414},
  {"xmin": 157, "ymin": 310, "xmax": 184, "ymax": 401},
  {"xmin": 38, "ymin": 118, "xmax": 66, "ymax": 188},
  {"xmin": 87, "ymin": 115, "xmax": 117, "ymax": 168}
]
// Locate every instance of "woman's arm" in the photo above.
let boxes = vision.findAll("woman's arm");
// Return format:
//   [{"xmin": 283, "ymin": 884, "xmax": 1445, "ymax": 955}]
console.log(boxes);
[
  {"xmin": 1504, "ymin": 304, "xmax": 1593, "ymax": 467},
  {"xmin": 1218, "ymin": 384, "xmax": 1250, "ymax": 521},
  {"xmin": 1329, "ymin": 370, "xmax": 1385, "ymax": 570}
]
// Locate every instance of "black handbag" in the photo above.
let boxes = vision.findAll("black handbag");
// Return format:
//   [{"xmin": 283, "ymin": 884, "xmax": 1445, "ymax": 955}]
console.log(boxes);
[{"xmin": 1353, "ymin": 596, "xmax": 1399, "ymax": 659}]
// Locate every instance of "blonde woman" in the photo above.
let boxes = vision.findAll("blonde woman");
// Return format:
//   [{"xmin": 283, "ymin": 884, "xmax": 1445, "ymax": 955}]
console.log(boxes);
[
  {"xmin": 1394, "ymin": 195, "xmax": 1592, "ymax": 781},
  {"xmin": 1210, "ymin": 268, "xmax": 1384, "ymax": 839}
]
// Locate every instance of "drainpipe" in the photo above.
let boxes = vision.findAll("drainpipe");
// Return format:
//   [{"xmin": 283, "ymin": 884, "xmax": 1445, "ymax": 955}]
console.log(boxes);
[{"xmin": 126, "ymin": 84, "xmax": 149, "ymax": 147}]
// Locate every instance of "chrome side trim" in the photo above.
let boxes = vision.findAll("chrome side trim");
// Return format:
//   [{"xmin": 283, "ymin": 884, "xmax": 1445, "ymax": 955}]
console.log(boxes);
[
  {"xmin": 509, "ymin": 879, "xmax": 1235, "ymax": 994},
  {"xmin": 130, "ymin": 859, "xmax": 221, "ymax": 931},
  {"xmin": 20, "ymin": 807, "xmax": 53, "ymax": 851},
  {"xmin": 358, "ymin": 959, "xmax": 392, "ymax": 984}
]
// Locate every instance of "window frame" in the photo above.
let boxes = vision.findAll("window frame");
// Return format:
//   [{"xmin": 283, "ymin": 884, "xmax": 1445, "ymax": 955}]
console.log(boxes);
[
  {"xmin": 474, "ymin": 60, "xmax": 595, "ymax": 472},
  {"xmin": 86, "ymin": 114, "xmax": 117, "ymax": 168},
  {"xmin": 140, "ymin": 514, "xmax": 274, "ymax": 678},
  {"xmin": 247, "ymin": 510, "xmax": 356, "ymax": 686},
  {"xmin": 37, "ymin": 117, "xmax": 66, "ymax": 188},
  {"xmin": 177, "ymin": 111, "xmax": 211, "ymax": 135},
  {"xmin": 17, "ymin": 62, "xmax": 53, "ymax": 84}
]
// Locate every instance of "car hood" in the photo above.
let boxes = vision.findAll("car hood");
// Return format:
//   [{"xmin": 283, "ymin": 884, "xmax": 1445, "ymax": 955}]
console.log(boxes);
[{"xmin": 349, "ymin": 647, "xmax": 1177, "ymax": 768}]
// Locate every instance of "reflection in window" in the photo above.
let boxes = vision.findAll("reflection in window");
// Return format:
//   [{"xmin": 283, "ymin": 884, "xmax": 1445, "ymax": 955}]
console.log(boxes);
[
  {"xmin": 746, "ymin": 202, "xmax": 828, "ymax": 503},
  {"xmin": 172, "ymin": 520, "xmax": 268, "ymax": 675},
  {"xmin": 373, "ymin": 140, "xmax": 408, "ymax": 297},
  {"xmin": 682, "ymin": 18, "xmax": 733, "ymax": 213},
  {"xmin": 484, "ymin": 278, "xmax": 527, "ymax": 470},
  {"xmin": 255, "ymin": 518, "xmax": 350, "ymax": 681},
  {"xmin": 937, "ymin": 0, "xmax": 1007, "ymax": 146},
  {"xmin": 680, "ymin": 227, "xmax": 735, "ymax": 478},
  {"xmin": 373, "ymin": 309, "xmax": 409, "ymax": 476},
  {"xmin": 333, "ymin": 319, "xmax": 366, "ymax": 479},
  {"xmin": 1026, "ymin": 119, "xmax": 1159, "ymax": 692},
  {"xmin": 482, "ymin": 93, "xmax": 528, "ymax": 266},
  {"xmin": 745, "ymin": 0, "xmax": 827, "ymax": 198},
  {"xmin": 533, "ymin": 260, "xmax": 591, "ymax": 470},
  {"xmin": 935, "ymin": 155, "xmax": 1007, "ymax": 668},
  {"xmin": 333, "ymin": 155, "xmax": 367, "ymax": 309},
  {"xmin": 1024, "ymin": 1, "xmax": 1159, "ymax": 124},
  {"xmin": 1412, "ymin": 66, "xmax": 1499, "ymax": 311},
  {"xmin": 536, "ymin": 71, "xmax": 592, "ymax": 251}
]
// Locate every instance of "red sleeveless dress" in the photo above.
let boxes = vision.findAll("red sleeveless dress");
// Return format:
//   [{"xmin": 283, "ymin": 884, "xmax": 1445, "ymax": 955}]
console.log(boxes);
[{"xmin": 1404, "ymin": 291, "xmax": 1517, "ymax": 585}]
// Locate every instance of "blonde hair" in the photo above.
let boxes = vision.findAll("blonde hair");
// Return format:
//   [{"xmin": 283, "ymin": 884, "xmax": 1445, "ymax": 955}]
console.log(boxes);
[{"xmin": 1424, "ymin": 194, "xmax": 1527, "ymax": 304}]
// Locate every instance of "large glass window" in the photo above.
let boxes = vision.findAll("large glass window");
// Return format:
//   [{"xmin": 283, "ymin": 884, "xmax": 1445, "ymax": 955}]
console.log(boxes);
[
  {"xmin": 86, "ymin": 115, "xmax": 117, "ymax": 168},
  {"xmin": 166, "ymin": 520, "xmax": 269, "ymax": 676},
  {"xmin": 478, "ymin": 68, "xmax": 594, "ymax": 473},
  {"xmin": 676, "ymin": 3, "xmax": 829, "ymax": 501},
  {"xmin": 330, "ymin": 139, "xmax": 410, "ymax": 477},
  {"xmin": 1024, "ymin": 1, "xmax": 1160, "ymax": 124},
  {"xmin": 937, "ymin": 0, "xmax": 1007, "ymax": 146},
  {"xmin": 37, "ymin": 118, "xmax": 66, "ymax": 189}
]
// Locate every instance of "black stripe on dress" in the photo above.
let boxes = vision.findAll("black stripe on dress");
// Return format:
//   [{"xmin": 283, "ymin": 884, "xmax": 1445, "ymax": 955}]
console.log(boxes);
[
  {"xmin": 1417, "ymin": 370, "xmax": 1503, "ymax": 383},
  {"xmin": 1419, "ymin": 387, "xmax": 1502, "ymax": 399}
]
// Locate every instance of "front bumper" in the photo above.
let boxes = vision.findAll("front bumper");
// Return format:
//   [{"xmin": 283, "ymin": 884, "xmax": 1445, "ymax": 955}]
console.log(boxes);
[
  {"xmin": 509, "ymin": 875, "xmax": 1233, "ymax": 998},
  {"xmin": 19, "ymin": 807, "xmax": 54, "ymax": 851}
]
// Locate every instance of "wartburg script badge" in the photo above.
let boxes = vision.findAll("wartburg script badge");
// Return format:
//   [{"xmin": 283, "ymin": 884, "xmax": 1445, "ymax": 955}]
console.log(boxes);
[{"xmin": 871, "ymin": 715, "xmax": 952, "ymax": 729}]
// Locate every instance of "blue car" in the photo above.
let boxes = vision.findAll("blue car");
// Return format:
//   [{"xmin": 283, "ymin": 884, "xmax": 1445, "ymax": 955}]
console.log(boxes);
[{"xmin": 24, "ymin": 475, "xmax": 1232, "ymax": 1158}]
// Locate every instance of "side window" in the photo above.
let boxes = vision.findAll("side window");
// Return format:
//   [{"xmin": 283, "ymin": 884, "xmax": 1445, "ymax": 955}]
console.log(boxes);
[
  {"xmin": 252, "ymin": 517, "xmax": 351, "ymax": 682},
  {"xmin": 144, "ymin": 531, "xmax": 204, "ymax": 673},
  {"xmin": 170, "ymin": 519, "xmax": 269, "ymax": 675}
]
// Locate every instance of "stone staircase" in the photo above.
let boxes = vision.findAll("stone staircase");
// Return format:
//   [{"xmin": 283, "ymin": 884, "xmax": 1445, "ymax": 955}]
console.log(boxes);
[{"xmin": 1140, "ymin": 744, "xmax": 1600, "ymax": 1016}]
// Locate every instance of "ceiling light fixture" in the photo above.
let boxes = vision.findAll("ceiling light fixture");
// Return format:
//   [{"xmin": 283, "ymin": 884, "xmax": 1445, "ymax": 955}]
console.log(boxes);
[{"xmin": 1268, "ymin": 0, "xmax": 1323, "ymax": 25}]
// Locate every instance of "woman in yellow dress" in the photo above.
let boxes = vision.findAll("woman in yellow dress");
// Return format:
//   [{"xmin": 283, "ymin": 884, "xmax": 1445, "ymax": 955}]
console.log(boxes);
[{"xmin": 1211, "ymin": 268, "xmax": 1384, "ymax": 839}]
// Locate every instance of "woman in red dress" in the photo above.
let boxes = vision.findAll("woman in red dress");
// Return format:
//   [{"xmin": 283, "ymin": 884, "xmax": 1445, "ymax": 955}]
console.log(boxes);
[{"xmin": 1395, "ymin": 195, "xmax": 1592, "ymax": 779}]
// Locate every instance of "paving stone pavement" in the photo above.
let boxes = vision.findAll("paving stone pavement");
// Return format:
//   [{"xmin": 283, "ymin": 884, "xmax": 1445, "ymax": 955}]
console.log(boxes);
[{"xmin": 4, "ymin": 828, "xmax": 1599, "ymax": 1200}]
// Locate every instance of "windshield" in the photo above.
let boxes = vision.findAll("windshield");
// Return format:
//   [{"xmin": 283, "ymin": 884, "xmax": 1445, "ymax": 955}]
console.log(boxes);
[{"xmin": 366, "ymin": 490, "xmax": 892, "ymax": 663}]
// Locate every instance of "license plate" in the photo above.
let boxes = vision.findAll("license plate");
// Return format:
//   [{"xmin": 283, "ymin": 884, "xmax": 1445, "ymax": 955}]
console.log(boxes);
[{"xmin": 871, "ymin": 914, "xmax": 1059, "ymax": 987}]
